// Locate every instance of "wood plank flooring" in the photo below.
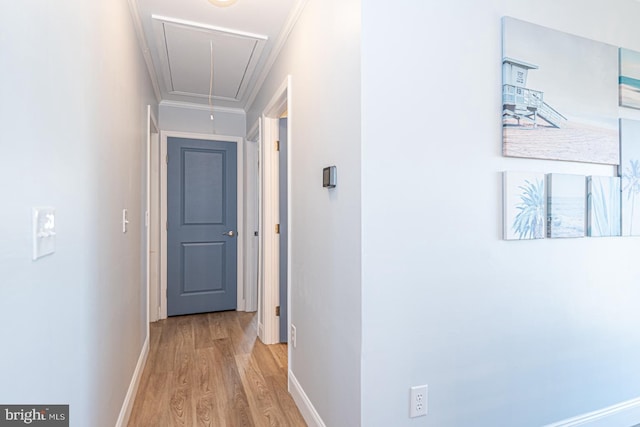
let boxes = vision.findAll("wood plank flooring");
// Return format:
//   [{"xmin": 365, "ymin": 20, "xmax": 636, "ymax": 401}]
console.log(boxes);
[{"xmin": 128, "ymin": 311, "xmax": 306, "ymax": 427}]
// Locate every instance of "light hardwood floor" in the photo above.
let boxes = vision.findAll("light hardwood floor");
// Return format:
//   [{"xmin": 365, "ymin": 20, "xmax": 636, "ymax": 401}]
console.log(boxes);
[{"xmin": 128, "ymin": 311, "xmax": 306, "ymax": 427}]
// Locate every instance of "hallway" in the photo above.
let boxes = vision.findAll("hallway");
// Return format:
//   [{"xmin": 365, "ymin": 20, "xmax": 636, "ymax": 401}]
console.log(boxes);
[{"xmin": 128, "ymin": 311, "xmax": 306, "ymax": 427}]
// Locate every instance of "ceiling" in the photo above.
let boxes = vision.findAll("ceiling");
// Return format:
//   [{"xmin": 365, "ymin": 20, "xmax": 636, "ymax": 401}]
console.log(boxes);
[{"xmin": 133, "ymin": 0, "xmax": 304, "ymax": 110}]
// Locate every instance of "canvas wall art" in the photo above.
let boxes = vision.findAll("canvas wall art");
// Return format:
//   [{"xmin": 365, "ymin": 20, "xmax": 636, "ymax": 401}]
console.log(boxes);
[
  {"xmin": 502, "ymin": 17, "xmax": 619, "ymax": 165},
  {"xmin": 503, "ymin": 171, "xmax": 545, "ymax": 240},
  {"xmin": 547, "ymin": 173, "xmax": 586, "ymax": 238},
  {"xmin": 620, "ymin": 119, "xmax": 640, "ymax": 236},
  {"xmin": 619, "ymin": 48, "xmax": 640, "ymax": 109},
  {"xmin": 587, "ymin": 176, "xmax": 621, "ymax": 237}
]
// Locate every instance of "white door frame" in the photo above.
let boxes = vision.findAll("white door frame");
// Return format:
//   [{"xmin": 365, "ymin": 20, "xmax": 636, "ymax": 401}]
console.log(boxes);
[
  {"xmin": 158, "ymin": 130, "xmax": 245, "ymax": 319},
  {"xmin": 244, "ymin": 121, "xmax": 260, "ymax": 313},
  {"xmin": 146, "ymin": 106, "xmax": 160, "ymax": 323},
  {"xmin": 259, "ymin": 76, "xmax": 292, "ymax": 344}
]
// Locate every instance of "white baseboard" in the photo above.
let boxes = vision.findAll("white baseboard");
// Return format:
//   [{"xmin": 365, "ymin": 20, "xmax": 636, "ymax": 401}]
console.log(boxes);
[
  {"xmin": 258, "ymin": 322, "xmax": 265, "ymax": 342},
  {"xmin": 544, "ymin": 397, "xmax": 640, "ymax": 427},
  {"xmin": 115, "ymin": 336, "xmax": 149, "ymax": 427},
  {"xmin": 288, "ymin": 370, "xmax": 326, "ymax": 427}
]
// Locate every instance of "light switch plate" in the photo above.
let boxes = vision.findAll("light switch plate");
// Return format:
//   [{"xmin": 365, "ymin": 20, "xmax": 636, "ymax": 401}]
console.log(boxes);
[
  {"xmin": 122, "ymin": 209, "xmax": 129, "ymax": 233},
  {"xmin": 32, "ymin": 207, "xmax": 56, "ymax": 260}
]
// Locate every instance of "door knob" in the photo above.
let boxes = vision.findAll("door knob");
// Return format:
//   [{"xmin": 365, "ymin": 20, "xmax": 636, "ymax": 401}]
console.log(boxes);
[{"xmin": 222, "ymin": 230, "xmax": 236, "ymax": 237}]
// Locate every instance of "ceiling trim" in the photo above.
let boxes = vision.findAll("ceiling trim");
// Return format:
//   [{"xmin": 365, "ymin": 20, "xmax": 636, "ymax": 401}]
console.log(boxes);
[
  {"xmin": 127, "ymin": 0, "xmax": 162, "ymax": 103},
  {"xmin": 151, "ymin": 15, "xmax": 269, "ymax": 41},
  {"xmin": 152, "ymin": 15, "xmax": 268, "ymax": 104},
  {"xmin": 130, "ymin": 0, "xmax": 308, "ymax": 111},
  {"xmin": 244, "ymin": 0, "xmax": 310, "ymax": 112},
  {"xmin": 168, "ymin": 89, "xmax": 243, "ymax": 103},
  {"xmin": 160, "ymin": 99, "xmax": 246, "ymax": 115}
]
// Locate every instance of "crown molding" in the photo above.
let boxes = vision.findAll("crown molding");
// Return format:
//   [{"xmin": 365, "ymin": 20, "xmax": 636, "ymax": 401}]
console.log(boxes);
[
  {"xmin": 244, "ymin": 0, "xmax": 310, "ymax": 112},
  {"xmin": 126, "ymin": 0, "xmax": 162, "ymax": 103},
  {"xmin": 159, "ymin": 100, "xmax": 246, "ymax": 115},
  {"xmin": 247, "ymin": 119, "xmax": 260, "ymax": 141},
  {"xmin": 151, "ymin": 15, "xmax": 269, "ymax": 40},
  {"xmin": 167, "ymin": 89, "xmax": 240, "ymax": 103}
]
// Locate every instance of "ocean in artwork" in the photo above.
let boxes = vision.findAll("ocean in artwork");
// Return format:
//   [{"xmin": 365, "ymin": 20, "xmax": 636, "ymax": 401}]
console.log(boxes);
[
  {"xmin": 619, "ymin": 48, "xmax": 640, "ymax": 110},
  {"xmin": 548, "ymin": 197, "xmax": 586, "ymax": 238},
  {"xmin": 619, "ymin": 76, "xmax": 640, "ymax": 107},
  {"xmin": 547, "ymin": 174, "xmax": 586, "ymax": 238},
  {"xmin": 619, "ymin": 76, "xmax": 640, "ymax": 89}
]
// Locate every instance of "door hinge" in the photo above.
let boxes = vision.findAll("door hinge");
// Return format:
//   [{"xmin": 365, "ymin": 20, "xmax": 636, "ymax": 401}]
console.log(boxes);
[
  {"xmin": 166, "ymin": 154, "xmax": 169, "ymax": 164},
  {"xmin": 275, "ymin": 140, "xmax": 280, "ymax": 151},
  {"xmin": 166, "ymin": 221, "xmax": 168, "ymax": 231},
  {"xmin": 275, "ymin": 224, "xmax": 280, "ymax": 234},
  {"xmin": 254, "ymin": 231, "xmax": 259, "ymax": 237},
  {"xmin": 276, "ymin": 306, "xmax": 280, "ymax": 316}
]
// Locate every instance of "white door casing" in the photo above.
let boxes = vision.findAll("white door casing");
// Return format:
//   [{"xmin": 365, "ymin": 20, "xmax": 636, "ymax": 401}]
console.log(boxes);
[
  {"xmin": 147, "ymin": 106, "xmax": 160, "ymax": 323},
  {"xmin": 244, "ymin": 131, "xmax": 259, "ymax": 313},
  {"xmin": 259, "ymin": 76, "xmax": 291, "ymax": 345}
]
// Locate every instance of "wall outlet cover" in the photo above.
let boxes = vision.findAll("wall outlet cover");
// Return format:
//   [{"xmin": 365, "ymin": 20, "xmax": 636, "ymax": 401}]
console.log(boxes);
[{"xmin": 410, "ymin": 385, "xmax": 428, "ymax": 418}]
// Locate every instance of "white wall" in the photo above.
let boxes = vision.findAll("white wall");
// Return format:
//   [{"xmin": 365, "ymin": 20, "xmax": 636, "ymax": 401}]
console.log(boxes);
[
  {"xmin": 160, "ymin": 102, "xmax": 246, "ymax": 137},
  {"xmin": 247, "ymin": 0, "xmax": 362, "ymax": 425},
  {"xmin": 0, "ymin": 1, "xmax": 156, "ymax": 425},
  {"xmin": 361, "ymin": 0, "xmax": 640, "ymax": 426}
]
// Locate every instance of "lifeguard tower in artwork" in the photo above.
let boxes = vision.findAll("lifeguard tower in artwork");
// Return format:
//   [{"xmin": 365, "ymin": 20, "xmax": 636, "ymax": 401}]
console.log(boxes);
[{"xmin": 502, "ymin": 57, "xmax": 566, "ymax": 128}]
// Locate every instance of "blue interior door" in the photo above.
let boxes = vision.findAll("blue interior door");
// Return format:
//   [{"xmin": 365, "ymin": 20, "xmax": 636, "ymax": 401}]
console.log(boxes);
[
  {"xmin": 167, "ymin": 137, "xmax": 237, "ymax": 316},
  {"xmin": 279, "ymin": 118, "xmax": 288, "ymax": 342}
]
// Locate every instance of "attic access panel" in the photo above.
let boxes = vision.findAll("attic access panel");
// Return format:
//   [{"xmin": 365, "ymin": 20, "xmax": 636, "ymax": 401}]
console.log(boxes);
[{"xmin": 154, "ymin": 17, "xmax": 267, "ymax": 102}]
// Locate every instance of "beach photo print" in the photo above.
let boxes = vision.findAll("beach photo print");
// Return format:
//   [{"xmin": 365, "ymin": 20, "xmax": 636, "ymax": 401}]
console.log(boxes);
[
  {"xmin": 620, "ymin": 48, "xmax": 640, "ymax": 109},
  {"xmin": 502, "ymin": 17, "xmax": 619, "ymax": 165},
  {"xmin": 547, "ymin": 173, "xmax": 586, "ymax": 239}
]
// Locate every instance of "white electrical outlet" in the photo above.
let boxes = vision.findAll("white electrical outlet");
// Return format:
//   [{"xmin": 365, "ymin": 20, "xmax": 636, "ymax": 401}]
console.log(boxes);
[
  {"xmin": 410, "ymin": 385, "xmax": 428, "ymax": 418},
  {"xmin": 290, "ymin": 324, "xmax": 297, "ymax": 348}
]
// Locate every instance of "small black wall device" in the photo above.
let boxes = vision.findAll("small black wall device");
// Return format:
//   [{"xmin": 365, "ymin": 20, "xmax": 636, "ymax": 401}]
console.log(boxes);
[{"xmin": 323, "ymin": 166, "xmax": 337, "ymax": 188}]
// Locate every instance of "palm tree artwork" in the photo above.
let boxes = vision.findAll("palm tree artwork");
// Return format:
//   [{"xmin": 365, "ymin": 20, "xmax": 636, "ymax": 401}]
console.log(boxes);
[
  {"xmin": 503, "ymin": 171, "xmax": 545, "ymax": 240},
  {"xmin": 512, "ymin": 178, "xmax": 545, "ymax": 239},
  {"xmin": 622, "ymin": 159, "xmax": 640, "ymax": 235}
]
